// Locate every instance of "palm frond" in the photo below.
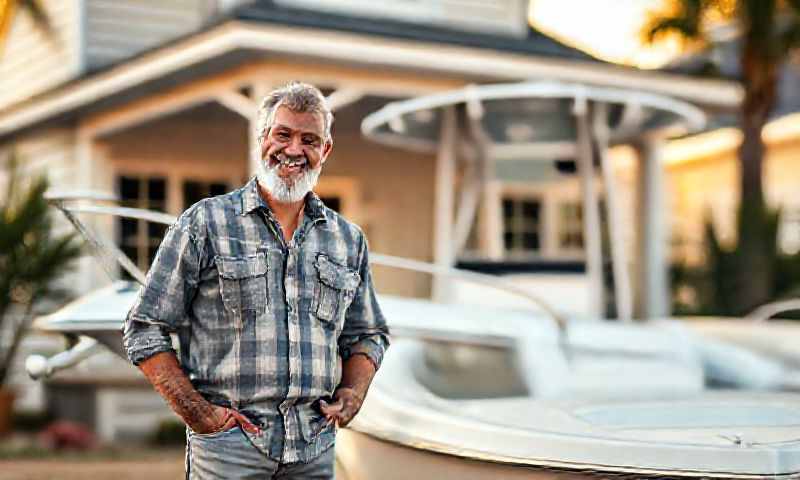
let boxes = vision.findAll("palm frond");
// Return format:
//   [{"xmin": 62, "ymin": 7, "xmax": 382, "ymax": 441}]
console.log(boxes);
[
  {"xmin": 643, "ymin": 0, "xmax": 706, "ymax": 44},
  {"xmin": 0, "ymin": 151, "xmax": 83, "ymax": 384},
  {"xmin": 0, "ymin": 0, "xmax": 53, "ymax": 56},
  {"xmin": 19, "ymin": 0, "xmax": 51, "ymax": 35},
  {"xmin": 646, "ymin": 16, "xmax": 703, "ymax": 43}
]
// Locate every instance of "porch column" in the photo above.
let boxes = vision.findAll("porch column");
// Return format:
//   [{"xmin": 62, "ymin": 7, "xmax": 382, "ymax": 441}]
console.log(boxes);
[
  {"xmin": 248, "ymin": 83, "xmax": 271, "ymax": 177},
  {"xmin": 479, "ymin": 179, "xmax": 503, "ymax": 260},
  {"xmin": 75, "ymin": 130, "xmax": 97, "ymax": 294},
  {"xmin": 432, "ymin": 107, "xmax": 457, "ymax": 302},
  {"xmin": 634, "ymin": 137, "xmax": 670, "ymax": 319}
]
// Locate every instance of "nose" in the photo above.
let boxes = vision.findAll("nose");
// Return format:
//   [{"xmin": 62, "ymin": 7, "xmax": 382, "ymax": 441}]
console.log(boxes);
[{"xmin": 284, "ymin": 136, "xmax": 303, "ymax": 156}]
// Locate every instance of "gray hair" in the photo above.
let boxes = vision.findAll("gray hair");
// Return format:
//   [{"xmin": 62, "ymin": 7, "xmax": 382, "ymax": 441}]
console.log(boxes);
[{"xmin": 255, "ymin": 82, "xmax": 333, "ymax": 144}]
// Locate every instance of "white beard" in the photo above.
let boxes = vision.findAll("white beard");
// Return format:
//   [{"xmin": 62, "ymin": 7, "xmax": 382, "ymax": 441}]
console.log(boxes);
[{"xmin": 256, "ymin": 157, "xmax": 321, "ymax": 203}]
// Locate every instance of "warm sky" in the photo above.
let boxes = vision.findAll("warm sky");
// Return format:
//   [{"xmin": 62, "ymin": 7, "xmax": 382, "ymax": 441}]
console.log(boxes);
[{"xmin": 528, "ymin": 0, "xmax": 685, "ymax": 69}]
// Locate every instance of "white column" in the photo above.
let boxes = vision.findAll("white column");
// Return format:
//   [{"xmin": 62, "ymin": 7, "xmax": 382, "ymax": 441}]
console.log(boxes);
[
  {"xmin": 432, "ymin": 107, "xmax": 458, "ymax": 302},
  {"xmin": 452, "ymin": 114, "xmax": 490, "ymax": 255},
  {"xmin": 248, "ymin": 83, "xmax": 271, "ymax": 177},
  {"xmin": 594, "ymin": 105, "xmax": 633, "ymax": 322},
  {"xmin": 479, "ymin": 181, "xmax": 503, "ymax": 260},
  {"xmin": 75, "ymin": 130, "xmax": 97, "ymax": 293},
  {"xmin": 634, "ymin": 138, "xmax": 670, "ymax": 319},
  {"xmin": 574, "ymin": 98, "xmax": 605, "ymax": 318}
]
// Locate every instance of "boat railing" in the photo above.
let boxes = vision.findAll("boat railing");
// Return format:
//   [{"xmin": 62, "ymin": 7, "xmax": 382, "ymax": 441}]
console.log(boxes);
[
  {"xmin": 44, "ymin": 192, "xmax": 567, "ymax": 332},
  {"xmin": 747, "ymin": 298, "xmax": 800, "ymax": 322}
]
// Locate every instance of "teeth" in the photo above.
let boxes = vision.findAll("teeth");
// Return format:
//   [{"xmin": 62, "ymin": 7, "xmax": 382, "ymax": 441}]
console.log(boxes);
[{"xmin": 277, "ymin": 156, "xmax": 305, "ymax": 167}]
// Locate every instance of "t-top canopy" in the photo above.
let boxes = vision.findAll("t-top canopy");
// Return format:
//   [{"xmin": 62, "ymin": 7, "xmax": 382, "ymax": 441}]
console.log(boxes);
[
  {"xmin": 361, "ymin": 81, "xmax": 706, "ymax": 159},
  {"xmin": 361, "ymin": 81, "xmax": 707, "ymax": 323}
]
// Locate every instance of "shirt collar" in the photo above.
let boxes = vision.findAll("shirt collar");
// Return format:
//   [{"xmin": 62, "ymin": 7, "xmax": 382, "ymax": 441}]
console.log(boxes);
[
  {"xmin": 240, "ymin": 176, "xmax": 327, "ymax": 222},
  {"xmin": 240, "ymin": 176, "xmax": 268, "ymax": 216}
]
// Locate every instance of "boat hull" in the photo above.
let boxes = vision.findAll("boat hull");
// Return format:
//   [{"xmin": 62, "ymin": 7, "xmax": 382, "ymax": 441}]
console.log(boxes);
[{"xmin": 335, "ymin": 429, "xmax": 590, "ymax": 480}]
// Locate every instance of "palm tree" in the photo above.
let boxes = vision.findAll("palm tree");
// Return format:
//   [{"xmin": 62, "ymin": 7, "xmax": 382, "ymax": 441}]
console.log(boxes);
[
  {"xmin": 646, "ymin": 0, "xmax": 800, "ymax": 313},
  {"xmin": 0, "ymin": 154, "xmax": 82, "ymax": 387}
]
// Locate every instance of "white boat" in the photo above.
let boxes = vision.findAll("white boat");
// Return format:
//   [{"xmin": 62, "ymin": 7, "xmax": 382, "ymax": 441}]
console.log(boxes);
[
  {"xmin": 28, "ymin": 280, "xmax": 800, "ymax": 479},
  {"xmin": 28, "ymin": 81, "xmax": 800, "ymax": 478}
]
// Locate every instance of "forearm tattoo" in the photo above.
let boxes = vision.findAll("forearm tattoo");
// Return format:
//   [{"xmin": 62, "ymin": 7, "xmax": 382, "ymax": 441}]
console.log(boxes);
[
  {"xmin": 339, "ymin": 353, "xmax": 376, "ymax": 400},
  {"xmin": 139, "ymin": 351, "xmax": 217, "ymax": 430}
]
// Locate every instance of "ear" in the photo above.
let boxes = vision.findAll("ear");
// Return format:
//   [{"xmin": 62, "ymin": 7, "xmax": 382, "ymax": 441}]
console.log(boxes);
[{"xmin": 320, "ymin": 139, "xmax": 333, "ymax": 165}]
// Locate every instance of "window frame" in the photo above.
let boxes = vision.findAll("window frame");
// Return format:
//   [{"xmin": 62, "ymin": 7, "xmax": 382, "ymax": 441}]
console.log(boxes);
[
  {"xmin": 114, "ymin": 167, "xmax": 242, "ymax": 274},
  {"xmin": 494, "ymin": 179, "xmax": 587, "ymax": 262}
]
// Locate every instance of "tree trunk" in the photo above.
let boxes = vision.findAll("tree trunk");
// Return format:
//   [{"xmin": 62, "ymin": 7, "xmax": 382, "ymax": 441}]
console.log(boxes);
[{"xmin": 733, "ymin": 42, "xmax": 779, "ymax": 314}]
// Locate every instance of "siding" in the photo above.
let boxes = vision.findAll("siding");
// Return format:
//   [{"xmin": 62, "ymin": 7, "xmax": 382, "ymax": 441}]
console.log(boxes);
[
  {"xmin": 84, "ymin": 0, "xmax": 212, "ymax": 69},
  {"xmin": 10, "ymin": 128, "xmax": 77, "ymax": 191},
  {"xmin": 0, "ymin": 0, "xmax": 81, "ymax": 111},
  {"xmin": 320, "ymin": 134, "xmax": 436, "ymax": 299},
  {"xmin": 97, "ymin": 99, "xmax": 436, "ymax": 299},
  {"xmin": 662, "ymin": 131, "xmax": 800, "ymax": 265}
]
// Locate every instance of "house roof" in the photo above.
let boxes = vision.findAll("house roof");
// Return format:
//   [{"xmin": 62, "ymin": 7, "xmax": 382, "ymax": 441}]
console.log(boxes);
[
  {"xmin": 229, "ymin": 0, "xmax": 601, "ymax": 63},
  {"xmin": 0, "ymin": 2, "xmax": 742, "ymax": 139}
]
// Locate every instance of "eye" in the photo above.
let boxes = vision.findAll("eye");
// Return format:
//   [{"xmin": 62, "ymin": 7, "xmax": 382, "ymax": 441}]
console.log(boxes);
[
  {"xmin": 275, "ymin": 131, "xmax": 290, "ymax": 140},
  {"xmin": 303, "ymin": 136, "xmax": 319, "ymax": 146}
]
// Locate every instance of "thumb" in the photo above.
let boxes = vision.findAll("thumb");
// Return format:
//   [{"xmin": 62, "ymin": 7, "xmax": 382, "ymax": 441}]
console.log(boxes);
[
  {"xmin": 319, "ymin": 398, "xmax": 343, "ymax": 415},
  {"xmin": 229, "ymin": 410, "xmax": 260, "ymax": 434},
  {"xmin": 221, "ymin": 413, "xmax": 238, "ymax": 431}
]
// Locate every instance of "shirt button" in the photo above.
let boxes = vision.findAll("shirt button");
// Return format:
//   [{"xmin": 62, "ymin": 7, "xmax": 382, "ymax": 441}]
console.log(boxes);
[{"xmin": 287, "ymin": 305, "xmax": 294, "ymax": 313}]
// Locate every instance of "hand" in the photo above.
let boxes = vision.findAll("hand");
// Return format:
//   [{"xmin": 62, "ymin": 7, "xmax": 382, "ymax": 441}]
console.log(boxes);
[
  {"xmin": 318, "ymin": 387, "xmax": 364, "ymax": 428},
  {"xmin": 193, "ymin": 404, "xmax": 261, "ymax": 435}
]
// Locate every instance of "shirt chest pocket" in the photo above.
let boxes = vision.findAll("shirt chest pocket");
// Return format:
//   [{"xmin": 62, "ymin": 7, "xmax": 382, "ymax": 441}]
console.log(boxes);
[
  {"xmin": 215, "ymin": 253, "xmax": 268, "ymax": 327},
  {"xmin": 312, "ymin": 254, "xmax": 361, "ymax": 325}
]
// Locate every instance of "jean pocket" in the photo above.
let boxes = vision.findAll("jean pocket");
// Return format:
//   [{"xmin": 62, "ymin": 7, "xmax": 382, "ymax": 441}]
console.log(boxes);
[
  {"xmin": 297, "ymin": 407, "xmax": 330, "ymax": 443},
  {"xmin": 189, "ymin": 424, "xmax": 240, "ymax": 439}
]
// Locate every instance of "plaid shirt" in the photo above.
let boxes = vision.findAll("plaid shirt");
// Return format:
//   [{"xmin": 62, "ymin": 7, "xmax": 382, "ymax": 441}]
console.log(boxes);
[{"xmin": 122, "ymin": 177, "xmax": 389, "ymax": 463}]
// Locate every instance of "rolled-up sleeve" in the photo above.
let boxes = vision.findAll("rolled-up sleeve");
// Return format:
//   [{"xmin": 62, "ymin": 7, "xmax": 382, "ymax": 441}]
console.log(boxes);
[
  {"xmin": 123, "ymin": 210, "xmax": 204, "ymax": 366},
  {"xmin": 339, "ymin": 233, "xmax": 390, "ymax": 370}
]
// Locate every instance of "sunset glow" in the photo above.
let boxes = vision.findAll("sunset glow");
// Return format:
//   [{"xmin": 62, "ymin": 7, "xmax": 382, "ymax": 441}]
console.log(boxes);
[{"xmin": 529, "ymin": 0, "xmax": 686, "ymax": 69}]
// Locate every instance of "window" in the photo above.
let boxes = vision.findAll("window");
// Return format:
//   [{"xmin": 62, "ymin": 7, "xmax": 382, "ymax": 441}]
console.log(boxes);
[
  {"xmin": 558, "ymin": 202, "xmax": 584, "ymax": 251},
  {"xmin": 117, "ymin": 175, "xmax": 168, "ymax": 275},
  {"xmin": 117, "ymin": 176, "xmax": 235, "ymax": 276},
  {"xmin": 502, "ymin": 197, "xmax": 541, "ymax": 256},
  {"xmin": 183, "ymin": 180, "xmax": 229, "ymax": 210}
]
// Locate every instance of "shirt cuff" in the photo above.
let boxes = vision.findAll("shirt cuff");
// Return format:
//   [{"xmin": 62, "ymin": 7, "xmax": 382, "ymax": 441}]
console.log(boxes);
[
  {"xmin": 123, "ymin": 322, "xmax": 175, "ymax": 366},
  {"xmin": 340, "ymin": 335, "xmax": 387, "ymax": 371}
]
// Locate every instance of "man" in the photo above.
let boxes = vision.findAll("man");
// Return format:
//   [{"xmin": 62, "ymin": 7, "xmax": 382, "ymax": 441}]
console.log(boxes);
[{"xmin": 123, "ymin": 81, "xmax": 390, "ymax": 479}]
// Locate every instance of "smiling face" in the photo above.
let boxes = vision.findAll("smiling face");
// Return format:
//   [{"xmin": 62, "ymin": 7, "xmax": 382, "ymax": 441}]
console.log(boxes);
[{"xmin": 257, "ymin": 105, "xmax": 333, "ymax": 203}]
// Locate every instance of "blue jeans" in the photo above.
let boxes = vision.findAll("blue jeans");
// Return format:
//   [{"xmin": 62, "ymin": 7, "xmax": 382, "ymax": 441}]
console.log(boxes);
[{"xmin": 185, "ymin": 425, "xmax": 335, "ymax": 479}]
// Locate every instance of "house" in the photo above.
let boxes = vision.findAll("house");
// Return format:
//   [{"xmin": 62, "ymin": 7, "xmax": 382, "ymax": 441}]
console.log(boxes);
[{"xmin": 0, "ymin": 0, "xmax": 740, "ymax": 439}]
